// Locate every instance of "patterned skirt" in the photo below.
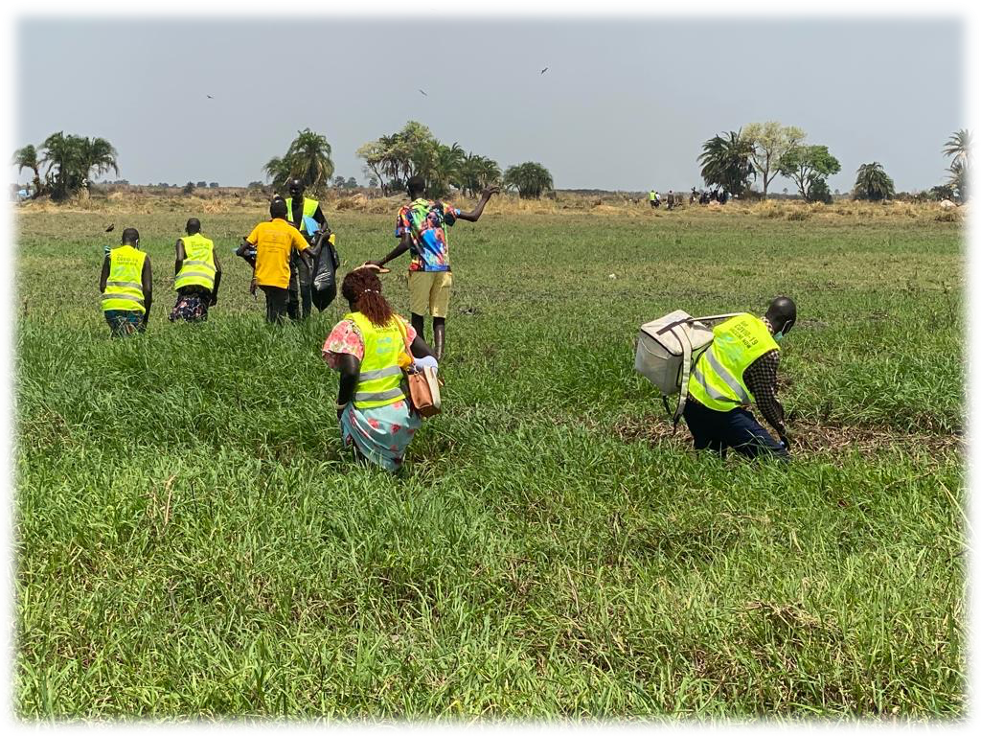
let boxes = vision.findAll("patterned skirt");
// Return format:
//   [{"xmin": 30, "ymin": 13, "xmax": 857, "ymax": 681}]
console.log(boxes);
[
  {"xmin": 339, "ymin": 398, "xmax": 421, "ymax": 472},
  {"xmin": 169, "ymin": 292, "xmax": 210, "ymax": 322}
]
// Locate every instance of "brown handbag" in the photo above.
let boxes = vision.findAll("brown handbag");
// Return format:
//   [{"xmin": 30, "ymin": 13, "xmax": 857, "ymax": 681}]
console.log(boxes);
[{"xmin": 395, "ymin": 318, "xmax": 442, "ymax": 418}]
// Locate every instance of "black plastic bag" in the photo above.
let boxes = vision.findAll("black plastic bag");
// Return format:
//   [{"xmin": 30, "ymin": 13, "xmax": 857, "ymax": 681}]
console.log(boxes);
[{"xmin": 311, "ymin": 232, "xmax": 340, "ymax": 311}]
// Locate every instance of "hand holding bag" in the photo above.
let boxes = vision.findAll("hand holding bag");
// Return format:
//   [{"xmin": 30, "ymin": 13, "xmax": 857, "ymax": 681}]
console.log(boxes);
[{"xmin": 395, "ymin": 318, "xmax": 442, "ymax": 418}]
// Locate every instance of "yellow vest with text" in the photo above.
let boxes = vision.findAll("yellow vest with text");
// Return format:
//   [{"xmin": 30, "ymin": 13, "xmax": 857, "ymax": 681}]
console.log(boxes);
[
  {"xmin": 285, "ymin": 197, "xmax": 319, "ymax": 232},
  {"xmin": 174, "ymin": 232, "xmax": 216, "ymax": 291},
  {"xmin": 102, "ymin": 245, "xmax": 147, "ymax": 314},
  {"xmin": 346, "ymin": 311, "xmax": 407, "ymax": 409},
  {"xmin": 688, "ymin": 313, "xmax": 779, "ymax": 412}
]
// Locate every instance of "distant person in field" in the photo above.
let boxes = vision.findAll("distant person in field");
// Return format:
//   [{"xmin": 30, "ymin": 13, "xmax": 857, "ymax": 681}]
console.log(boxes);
[
  {"xmin": 365, "ymin": 175, "xmax": 498, "ymax": 361},
  {"xmin": 322, "ymin": 267, "xmax": 438, "ymax": 473},
  {"xmin": 682, "ymin": 296, "xmax": 797, "ymax": 460},
  {"xmin": 236, "ymin": 198, "xmax": 312, "ymax": 324},
  {"xmin": 649, "ymin": 189, "xmax": 660, "ymax": 209},
  {"xmin": 100, "ymin": 227, "xmax": 152, "ymax": 337},
  {"xmin": 284, "ymin": 178, "xmax": 331, "ymax": 320},
  {"xmin": 170, "ymin": 218, "xmax": 221, "ymax": 322},
  {"xmin": 666, "ymin": 190, "xmax": 675, "ymax": 210}
]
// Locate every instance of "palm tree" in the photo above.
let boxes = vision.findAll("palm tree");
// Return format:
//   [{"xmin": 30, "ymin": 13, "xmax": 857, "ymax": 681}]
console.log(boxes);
[
  {"xmin": 503, "ymin": 162, "xmax": 553, "ymax": 199},
  {"xmin": 263, "ymin": 156, "xmax": 290, "ymax": 191},
  {"xmin": 39, "ymin": 132, "xmax": 118, "ymax": 200},
  {"xmin": 79, "ymin": 136, "xmax": 119, "ymax": 183},
  {"xmin": 284, "ymin": 128, "xmax": 334, "ymax": 193},
  {"xmin": 943, "ymin": 129, "xmax": 970, "ymax": 169},
  {"xmin": 12, "ymin": 144, "xmax": 43, "ymax": 197},
  {"xmin": 415, "ymin": 142, "xmax": 465, "ymax": 198},
  {"xmin": 853, "ymin": 162, "xmax": 895, "ymax": 201},
  {"xmin": 697, "ymin": 131, "xmax": 754, "ymax": 196},
  {"xmin": 459, "ymin": 154, "xmax": 502, "ymax": 197},
  {"xmin": 947, "ymin": 159, "xmax": 967, "ymax": 202}
]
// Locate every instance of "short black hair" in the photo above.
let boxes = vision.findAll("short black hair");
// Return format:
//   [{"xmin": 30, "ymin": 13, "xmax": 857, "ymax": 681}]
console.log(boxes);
[
  {"xmin": 186, "ymin": 218, "xmax": 201, "ymax": 234},
  {"xmin": 121, "ymin": 227, "xmax": 139, "ymax": 245},
  {"xmin": 288, "ymin": 178, "xmax": 304, "ymax": 192},
  {"xmin": 406, "ymin": 176, "xmax": 426, "ymax": 198},
  {"xmin": 270, "ymin": 198, "xmax": 288, "ymax": 219}
]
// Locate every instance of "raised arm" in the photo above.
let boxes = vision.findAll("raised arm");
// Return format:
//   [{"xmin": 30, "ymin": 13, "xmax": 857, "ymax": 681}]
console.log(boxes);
[{"xmin": 455, "ymin": 185, "xmax": 499, "ymax": 222}]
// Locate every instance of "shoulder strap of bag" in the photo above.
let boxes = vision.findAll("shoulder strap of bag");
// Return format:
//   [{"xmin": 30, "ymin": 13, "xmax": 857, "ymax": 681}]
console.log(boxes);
[
  {"xmin": 672, "ymin": 326, "xmax": 694, "ymax": 430},
  {"xmin": 393, "ymin": 316, "xmax": 413, "ymax": 359}
]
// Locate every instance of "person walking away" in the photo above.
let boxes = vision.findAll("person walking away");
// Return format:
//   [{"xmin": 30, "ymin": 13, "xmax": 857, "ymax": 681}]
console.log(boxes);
[
  {"xmin": 649, "ymin": 189, "xmax": 660, "ymax": 209},
  {"xmin": 237, "ymin": 198, "xmax": 312, "ymax": 324},
  {"xmin": 284, "ymin": 178, "xmax": 331, "ymax": 320},
  {"xmin": 682, "ymin": 296, "xmax": 797, "ymax": 460},
  {"xmin": 100, "ymin": 227, "xmax": 152, "ymax": 336},
  {"xmin": 366, "ymin": 175, "xmax": 498, "ymax": 361},
  {"xmin": 170, "ymin": 218, "xmax": 221, "ymax": 322},
  {"xmin": 322, "ymin": 268, "xmax": 438, "ymax": 473}
]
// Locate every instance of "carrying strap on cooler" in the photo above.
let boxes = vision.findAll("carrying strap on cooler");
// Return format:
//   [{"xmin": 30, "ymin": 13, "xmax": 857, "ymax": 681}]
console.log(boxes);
[{"xmin": 661, "ymin": 312, "xmax": 742, "ymax": 430}]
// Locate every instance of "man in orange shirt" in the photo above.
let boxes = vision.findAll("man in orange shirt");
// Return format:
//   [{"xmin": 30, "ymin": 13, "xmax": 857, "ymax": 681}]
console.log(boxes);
[{"xmin": 237, "ymin": 198, "xmax": 312, "ymax": 324}]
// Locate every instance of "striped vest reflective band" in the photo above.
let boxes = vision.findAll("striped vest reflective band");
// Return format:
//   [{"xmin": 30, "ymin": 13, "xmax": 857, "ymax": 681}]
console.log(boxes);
[
  {"xmin": 174, "ymin": 232, "xmax": 216, "ymax": 291},
  {"xmin": 345, "ymin": 311, "xmax": 407, "ymax": 410},
  {"xmin": 285, "ymin": 197, "xmax": 319, "ymax": 232},
  {"xmin": 688, "ymin": 313, "xmax": 779, "ymax": 412},
  {"xmin": 102, "ymin": 245, "xmax": 147, "ymax": 314}
]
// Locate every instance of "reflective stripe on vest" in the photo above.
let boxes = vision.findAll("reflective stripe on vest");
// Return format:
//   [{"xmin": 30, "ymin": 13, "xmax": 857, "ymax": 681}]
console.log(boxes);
[
  {"xmin": 102, "ymin": 245, "xmax": 146, "ymax": 313},
  {"xmin": 285, "ymin": 197, "xmax": 319, "ymax": 232},
  {"xmin": 688, "ymin": 313, "xmax": 779, "ymax": 412},
  {"xmin": 174, "ymin": 233, "xmax": 216, "ymax": 291},
  {"xmin": 345, "ymin": 311, "xmax": 407, "ymax": 409}
]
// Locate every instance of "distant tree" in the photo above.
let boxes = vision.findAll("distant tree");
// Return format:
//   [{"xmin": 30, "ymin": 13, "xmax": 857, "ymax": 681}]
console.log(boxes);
[
  {"xmin": 156, "ymin": 182, "xmax": 170, "ymax": 188},
  {"xmin": 931, "ymin": 183, "xmax": 955, "ymax": 201},
  {"xmin": 12, "ymin": 144, "xmax": 43, "ymax": 198},
  {"xmin": 39, "ymin": 132, "xmax": 118, "ymax": 200},
  {"xmin": 367, "ymin": 175, "xmax": 379, "ymax": 188},
  {"xmin": 459, "ymin": 153, "xmax": 502, "ymax": 198},
  {"xmin": 263, "ymin": 128, "xmax": 335, "ymax": 194},
  {"xmin": 777, "ymin": 144, "xmax": 841, "ymax": 201},
  {"xmin": 697, "ymin": 130, "xmax": 754, "ymax": 196},
  {"xmin": 950, "ymin": 159, "xmax": 981, "ymax": 204},
  {"xmin": 503, "ymin": 162, "xmax": 553, "ymax": 199},
  {"xmin": 943, "ymin": 129, "xmax": 970, "ymax": 201},
  {"xmin": 740, "ymin": 122, "xmax": 806, "ymax": 199},
  {"xmin": 413, "ymin": 141, "xmax": 466, "ymax": 198},
  {"xmin": 853, "ymin": 162, "xmax": 895, "ymax": 201},
  {"xmin": 333, "ymin": 175, "xmax": 346, "ymax": 188},
  {"xmin": 208, "ymin": 182, "xmax": 219, "ymax": 188},
  {"xmin": 944, "ymin": 128, "xmax": 981, "ymax": 167},
  {"xmin": 195, "ymin": 180, "xmax": 206, "ymax": 188},
  {"xmin": 345, "ymin": 177, "xmax": 358, "ymax": 188},
  {"xmin": 247, "ymin": 180, "xmax": 265, "ymax": 189},
  {"xmin": 183, "ymin": 182, "xmax": 195, "ymax": 195},
  {"xmin": 807, "ymin": 177, "xmax": 833, "ymax": 204},
  {"xmin": 357, "ymin": 121, "xmax": 436, "ymax": 193}
]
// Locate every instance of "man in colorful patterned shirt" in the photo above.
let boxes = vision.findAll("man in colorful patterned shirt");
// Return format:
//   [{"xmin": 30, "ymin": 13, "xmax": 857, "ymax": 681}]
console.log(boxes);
[{"xmin": 367, "ymin": 175, "xmax": 498, "ymax": 361}]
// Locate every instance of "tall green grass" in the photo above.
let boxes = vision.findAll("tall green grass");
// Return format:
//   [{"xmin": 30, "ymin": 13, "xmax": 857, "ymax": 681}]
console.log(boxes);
[{"xmin": 14, "ymin": 207, "xmax": 964, "ymax": 719}]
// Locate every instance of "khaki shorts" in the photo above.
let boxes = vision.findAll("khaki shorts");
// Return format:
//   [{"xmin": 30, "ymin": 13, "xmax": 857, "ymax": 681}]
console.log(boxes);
[{"xmin": 408, "ymin": 270, "xmax": 453, "ymax": 318}]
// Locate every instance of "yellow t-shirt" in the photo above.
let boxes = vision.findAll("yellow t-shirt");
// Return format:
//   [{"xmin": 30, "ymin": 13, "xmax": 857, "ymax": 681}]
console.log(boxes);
[{"xmin": 247, "ymin": 218, "xmax": 309, "ymax": 289}]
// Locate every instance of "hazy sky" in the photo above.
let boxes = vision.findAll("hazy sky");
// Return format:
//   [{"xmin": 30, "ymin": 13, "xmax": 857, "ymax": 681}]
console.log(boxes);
[{"xmin": 13, "ymin": 16, "xmax": 964, "ymax": 193}]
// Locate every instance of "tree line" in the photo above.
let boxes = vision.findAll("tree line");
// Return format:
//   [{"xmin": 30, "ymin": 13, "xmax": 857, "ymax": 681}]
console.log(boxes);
[
  {"xmin": 698, "ymin": 122, "xmax": 969, "ymax": 203},
  {"xmin": 13, "ymin": 123, "xmax": 969, "ymax": 203}
]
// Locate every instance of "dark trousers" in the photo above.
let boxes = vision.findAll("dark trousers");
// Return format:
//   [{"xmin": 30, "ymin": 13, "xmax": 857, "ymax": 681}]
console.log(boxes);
[
  {"xmin": 260, "ymin": 286, "xmax": 289, "ymax": 324},
  {"xmin": 288, "ymin": 283, "xmax": 312, "ymax": 321},
  {"xmin": 682, "ymin": 399, "xmax": 788, "ymax": 460}
]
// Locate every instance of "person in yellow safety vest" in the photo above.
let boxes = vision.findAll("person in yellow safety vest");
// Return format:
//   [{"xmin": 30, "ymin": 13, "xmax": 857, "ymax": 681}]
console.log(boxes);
[
  {"xmin": 169, "ymin": 218, "xmax": 222, "ymax": 323},
  {"xmin": 683, "ymin": 296, "xmax": 797, "ymax": 460},
  {"xmin": 649, "ymin": 190, "xmax": 660, "ymax": 209},
  {"xmin": 284, "ymin": 178, "xmax": 331, "ymax": 321},
  {"xmin": 99, "ymin": 227, "xmax": 153, "ymax": 337},
  {"xmin": 321, "ymin": 267, "xmax": 438, "ymax": 473}
]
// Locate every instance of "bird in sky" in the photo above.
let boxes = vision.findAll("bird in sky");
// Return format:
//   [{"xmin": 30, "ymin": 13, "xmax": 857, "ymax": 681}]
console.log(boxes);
[
  {"xmin": 540, "ymin": 67, "xmax": 548, "ymax": 74},
  {"xmin": 206, "ymin": 94, "xmax": 214, "ymax": 99},
  {"xmin": 105, "ymin": 224, "xmax": 115, "ymax": 233},
  {"xmin": 418, "ymin": 89, "xmax": 428, "ymax": 96}
]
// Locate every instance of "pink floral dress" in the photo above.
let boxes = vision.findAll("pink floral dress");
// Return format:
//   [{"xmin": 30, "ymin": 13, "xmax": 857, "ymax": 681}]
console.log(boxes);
[{"xmin": 323, "ymin": 315, "xmax": 421, "ymax": 472}]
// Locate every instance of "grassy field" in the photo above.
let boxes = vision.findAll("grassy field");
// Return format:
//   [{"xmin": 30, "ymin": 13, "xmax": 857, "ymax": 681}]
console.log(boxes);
[{"xmin": 14, "ymin": 198, "xmax": 965, "ymax": 720}]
